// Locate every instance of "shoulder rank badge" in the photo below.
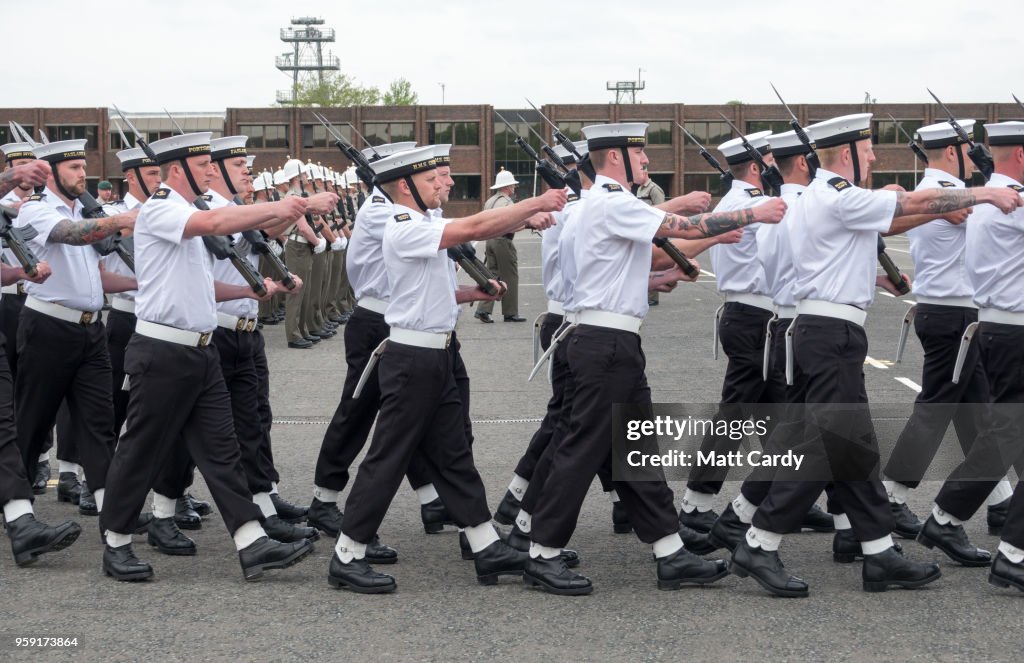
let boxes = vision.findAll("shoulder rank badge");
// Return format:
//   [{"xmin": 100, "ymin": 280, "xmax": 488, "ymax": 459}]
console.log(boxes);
[
  {"xmin": 938, "ymin": 181, "xmax": 957, "ymax": 188},
  {"xmin": 603, "ymin": 183, "xmax": 623, "ymax": 192},
  {"xmin": 1008, "ymin": 184, "xmax": 1024, "ymax": 192},
  {"xmin": 152, "ymin": 188, "xmax": 171, "ymax": 199},
  {"xmin": 372, "ymin": 196, "xmax": 385, "ymax": 203},
  {"xmin": 200, "ymin": 194, "xmax": 212, "ymax": 202},
  {"xmin": 26, "ymin": 193, "xmax": 44, "ymax": 202},
  {"xmin": 827, "ymin": 176, "xmax": 852, "ymax": 192},
  {"xmin": 567, "ymin": 193, "xmax": 579, "ymax": 202},
  {"xmin": 745, "ymin": 188, "xmax": 763, "ymax": 197},
  {"xmin": 394, "ymin": 212, "xmax": 412, "ymax": 222}
]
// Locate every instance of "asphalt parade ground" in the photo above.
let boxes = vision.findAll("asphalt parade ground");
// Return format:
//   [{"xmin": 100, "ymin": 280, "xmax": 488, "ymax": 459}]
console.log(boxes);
[{"xmin": 2, "ymin": 232, "xmax": 1019, "ymax": 663}]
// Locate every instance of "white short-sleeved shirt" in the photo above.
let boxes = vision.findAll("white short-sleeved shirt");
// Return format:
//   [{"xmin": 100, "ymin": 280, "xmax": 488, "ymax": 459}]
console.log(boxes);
[
  {"xmin": 348, "ymin": 186, "xmax": 394, "ymax": 302},
  {"xmin": 572, "ymin": 175, "xmax": 665, "ymax": 319},
  {"xmin": 556, "ymin": 189, "xmax": 589, "ymax": 313},
  {"xmin": 134, "ymin": 185, "xmax": 218, "ymax": 333},
  {"xmin": 100, "ymin": 192, "xmax": 141, "ymax": 300},
  {"xmin": 382, "ymin": 203, "xmax": 460, "ymax": 333},
  {"xmin": 789, "ymin": 168, "xmax": 897, "ymax": 308},
  {"xmin": 15, "ymin": 186, "xmax": 104, "ymax": 312},
  {"xmin": 967, "ymin": 173, "xmax": 1024, "ymax": 312},
  {"xmin": 906, "ymin": 168, "xmax": 973, "ymax": 300},
  {"xmin": 708, "ymin": 179, "xmax": 771, "ymax": 296},
  {"xmin": 1, "ymin": 189, "xmax": 28, "ymax": 294},
  {"xmin": 203, "ymin": 190, "xmax": 259, "ymax": 320},
  {"xmin": 757, "ymin": 183, "xmax": 805, "ymax": 308},
  {"xmin": 541, "ymin": 191, "xmax": 580, "ymax": 306}
]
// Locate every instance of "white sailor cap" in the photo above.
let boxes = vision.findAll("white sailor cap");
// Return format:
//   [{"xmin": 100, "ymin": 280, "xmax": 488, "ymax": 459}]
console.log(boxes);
[
  {"xmin": 251, "ymin": 171, "xmax": 270, "ymax": 191},
  {"xmin": 717, "ymin": 130, "xmax": 772, "ymax": 166},
  {"xmin": 432, "ymin": 144, "xmax": 452, "ymax": 166},
  {"xmin": 246, "ymin": 155, "xmax": 256, "ymax": 170},
  {"xmin": 1, "ymin": 142, "xmax": 36, "ymax": 162},
  {"xmin": 369, "ymin": 145, "xmax": 437, "ymax": 183},
  {"xmin": 573, "ymin": 140, "xmax": 589, "ymax": 157},
  {"xmin": 282, "ymin": 157, "xmax": 304, "ymax": 180},
  {"xmin": 983, "ymin": 121, "xmax": 1024, "ymax": 146},
  {"xmin": 765, "ymin": 130, "xmax": 813, "ymax": 159},
  {"xmin": 343, "ymin": 167, "xmax": 358, "ymax": 188},
  {"xmin": 805, "ymin": 113, "xmax": 873, "ymax": 149},
  {"xmin": 361, "ymin": 141, "xmax": 417, "ymax": 162},
  {"xmin": 582, "ymin": 123, "xmax": 648, "ymax": 151},
  {"xmin": 916, "ymin": 120, "xmax": 975, "ymax": 149},
  {"xmin": 210, "ymin": 135, "xmax": 248, "ymax": 161},
  {"xmin": 116, "ymin": 147, "xmax": 157, "ymax": 171},
  {"xmin": 552, "ymin": 143, "xmax": 577, "ymax": 164},
  {"xmin": 32, "ymin": 139, "xmax": 88, "ymax": 164},
  {"xmin": 273, "ymin": 168, "xmax": 289, "ymax": 186},
  {"xmin": 148, "ymin": 132, "xmax": 212, "ymax": 165}
]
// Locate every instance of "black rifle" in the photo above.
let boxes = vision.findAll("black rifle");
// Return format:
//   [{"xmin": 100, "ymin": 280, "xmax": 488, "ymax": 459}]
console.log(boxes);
[
  {"xmin": 77, "ymin": 191, "xmax": 136, "ymax": 272},
  {"xmin": 0, "ymin": 205, "xmax": 40, "ymax": 277},
  {"xmin": 718, "ymin": 112, "xmax": 784, "ymax": 195},
  {"xmin": 232, "ymin": 194, "xmax": 296, "ymax": 290},
  {"xmin": 652, "ymin": 237, "xmax": 699, "ymax": 279},
  {"xmin": 447, "ymin": 244, "xmax": 498, "ymax": 295},
  {"xmin": 886, "ymin": 113, "xmax": 929, "ymax": 165},
  {"xmin": 517, "ymin": 113, "xmax": 582, "ymax": 195},
  {"xmin": 527, "ymin": 99, "xmax": 597, "ymax": 182},
  {"xmin": 312, "ymin": 112, "xmax": 376, "ymax": 188},
  {"xmin": 770, "ymin": 83, "xmax": 821, "ymax": 175},
  {"xmin": 927, "ymin": 88, "xmax": 993, "ymax": 180},
  {"xmin": 877, "ymin": 235, "xmax": 911, "ymax": 295},
  {"xmin": 494, "ymin": 111, "xmax": 568, "ymax": 192},
  {"xmin": 191, "ymin": 196, "xmax": 267, "ymax": 296},
  {"xmin": 677, "ymin": 122, "xmax": 734, "ymax": 194}
]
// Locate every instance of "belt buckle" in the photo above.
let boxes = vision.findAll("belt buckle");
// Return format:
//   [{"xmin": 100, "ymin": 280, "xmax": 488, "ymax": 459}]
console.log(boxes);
[
  {"xmin": 17, "ymin": 284, "xmax": 25, "ymax": 295},
  {"xmin": 244, "ymin": 319, "xmax": 257, "ymax": 332},
  {"xmin": 198, "ymin": 332, "xmax": 212, "ymax": 347},
  {"xmin": 443, "ymin": 331, "xmax": 452, "ymax": 348},
  {"xmin": 80, "ymin": 311, "xmax": 94, "ymax": 325},
  {"xmin": 234, "ymin": 318, "xmax": 245, "ymax": 331}
]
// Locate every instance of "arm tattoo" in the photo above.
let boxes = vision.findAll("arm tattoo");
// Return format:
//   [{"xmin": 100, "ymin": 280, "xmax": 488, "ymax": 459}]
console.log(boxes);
[
  {"xmin": 924, "ymin": 189, "xmax": 976, "ymax": 215},
  {"xmin": 893, "ymin": 192, "xmax": 906, "ymax": 218},
  {"xmin": 0, "ymin": 170, "xmax": 17, "ymax": 199},
  {"xmin": 662, "ymin": 208, "xmax": 755, "ymax": 238},
  {"xmin": 47, "ymin": 217, "xmax": 121, "ymax": 246}
]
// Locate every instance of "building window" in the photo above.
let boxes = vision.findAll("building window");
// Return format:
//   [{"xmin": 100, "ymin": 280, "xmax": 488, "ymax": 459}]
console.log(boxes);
[
  {"xmin": 683, "ymin": 121, "xmax": 732, "ymax": 147},
  {"xmin": 238, "ymin": 124, "xmax": 288, "ymax": 149},
  {"xmin": 428, "ymin": 122, "xmax": 480, "ymax": 146},
  {"xmin": 746, "ymin": 120, "xmax": 790, "ymax": 135},
  {"xmin": 363, "ymin": 122, "xmax": 415, "ymax": 146},
  {"xmin": 873, "ymin": 119, "xmax": 924, "ymax": 145},
  {"xmin": 683, "ymin": 172, "xmax": 729, "ymax": 195},
  {"xmin": 649, "ymin": 173, "xmax": 673, "ymax": 193},
  {"xmin": 0, "ymin": 125, "xmax": 33, "ymax": 145},
  {"xmin": 45, "ymin": 125, "xmax": 99, "ymax": 149},
  {"xmin": 646, "ymin": 121, "xmax": 673, "ymax": 145},
  {"xmin": 494, "ymin": 110, "xmax": 545, "ymax": 199},
  {"xmin": 301, "ymin": 123, "xmax": 350, "ymax": 149},
  {"xmin": 450, "ymin": 175, "xmax": 481, "ymax": 201},
  {"xmin": 871, "ymin": 172, "xmax": 917, "ymax": 190}
]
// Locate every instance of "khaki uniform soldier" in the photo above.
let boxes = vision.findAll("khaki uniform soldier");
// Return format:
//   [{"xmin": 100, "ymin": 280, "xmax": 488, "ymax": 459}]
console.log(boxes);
[
  {"xmin": 636, "ymin": 167, "xmax": 667, "ymax": 305},
  {"xmin": 475, "ymin": 169, "xmax": 525, "ymax": 322},
  {"xmin": 281, "ymin": 159, "xmax": 326, "ymax": 349}
]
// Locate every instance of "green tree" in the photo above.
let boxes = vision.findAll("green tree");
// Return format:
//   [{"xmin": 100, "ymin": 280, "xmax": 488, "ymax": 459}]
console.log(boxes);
[
  {"xmin": 382, "ymin": 78, "xmax": 418, "ymax": 106},
  {"xmin": 285, "ymin": 72, "xmax": 380, "ymax": 107}
]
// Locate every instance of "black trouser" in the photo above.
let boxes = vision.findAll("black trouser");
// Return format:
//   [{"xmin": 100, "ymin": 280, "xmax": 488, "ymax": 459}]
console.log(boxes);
[
  {"xmin": 340, "ymin": 336, "xmax": 492, "ymax": 543},
  {"xmin": 884, "ymin": 305, "xmax": 990, "ymax": 488},
  {"xmin": 530, "ymin": 326, "xmax": 679, "ymax": 548},
  {"xmin": 513, "ymin": 313, "xmax": 564, "ymax": 480},
  {"xmin": 935, "ymin": 323, "xmax": 1024, "ymax": 524},
  {"xmin": 253, "ymin": 331, "xmax": 279, "ymax": 486},
  {"xmin": 101, "ymin": 334, "xmax": 262, "ymax": 536},
  {"xmin": 752, "ymin": 316, "xmax": 893, "ymax": 542},
  {"xmin": 313, "ymin": 306, "xmax": 433, "ymax": 494},
  {"xmin": 686, "ymin": 302, "xmax": 774, "ymax": 495},
  {"xmin": 0, "ymin": 331, "xmax": 32, "ymax": 506},
  {"xmin": 15, "ymin": 308, "xmax": 115, "ymax": 491},
  {"xmin": 106, "ymin": 308, "xmax": 137, "ymax": 442},
  {"xmin": 3, "ymin": 293, "xmax": 54, "ymax": 460}
]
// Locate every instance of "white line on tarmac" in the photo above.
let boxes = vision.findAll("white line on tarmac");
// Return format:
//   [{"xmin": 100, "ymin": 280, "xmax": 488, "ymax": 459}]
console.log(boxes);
[
  {"xmin": 865, "ymin": 356, "xmax": 889, "ymax": 369},
  {"xmin": 894, "ymin": 377, "xmax": 922, "ymax": 392}
]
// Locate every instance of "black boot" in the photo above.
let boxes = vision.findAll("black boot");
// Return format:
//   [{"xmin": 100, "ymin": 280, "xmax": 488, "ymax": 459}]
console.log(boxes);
[
  {"xmin": 186, "ymin": 493, "xmax": 212, "ymax": 517},
  {"xmin": 7, "ymin": 514, "xmax": 82, "ymax": 566},
  {"xmin": 327, "ymin": 553, "xmax": 395, "ymax": 594},
  {"xmin": 506, "ymin": 527, "xmax": 579, "ymax": 567},
  {"xmin": 238, "ymin": 536, "xmax": 314, "ymax": 581},
  {"xmin": 916, "ymin": 515, "xmax": 992, "ymax": 567},
  {"xmin": 307, "ymin": 498, "xmax": 344, "ymax": 538},
  {"xmin": 797, "ymin": 504, "xmax": 834, "ymax": 533},
  {"xmin": 103, "ymin": 543, "xmax": 154, "ymax": 581},
  {"xmin": 890, "ymin": 501, "xmax": 923, "ymax": 539},
  {"xmin": 56, "ymin": 472, "xmax": 82, "ymax": 505},
  {"xmin": 493, "ymin": 490, "xmax": 521, "ymax": 526},
  {"xmin": 679, "ymin": 525, "xmax": 718, "ymax": 556},
  {"xmin": 656, "ymin": 548, "xmax": 729, "ymax": 590},
  {"xmin": 708, "ymin": 504, "xmax": 749, "ymax": 553},
  {"xmin": 78, "ymin": 481, "xmax": 98, "ymax": 517},
  {"xmin": 730, "ymin": 540, "xmax": 809, "ymax": 598},
  {"xmin": 678, "ymin": 506, "xmax": 718, "ymax": 534},
  {"xmin": 32, "ymin": 459, "xmax": 50, "ymax": 495},
  {"xmin": 989, "ymin": 551, "xmax": 1024, "ymax": 592},
  {"xmin": 862, "ymin": 546, "xmax": 941, "ymax": 592},
  {"xmin": 612, "ymin": 501, "xmax": 632, "ymax": 534},
  {"xmin": 524, "ymin": 555, "xmax": 592, "ymax": 595},
  {"xmin": 988, "ymin": 498, "xmax": 1010, "ymax": 536},
  {"xmin": 473, "ymin": 540, "xmax": 528, "ymax": 585},
  {"xmin": 134, "ymin": 512, "xmax": 155, "ymax": 534},
  {"xmin": 421, "ymin": 497, "xmax": 452, "ymax": 534},
  {"xmin": 270, "ymin": 493, "xmax": 308, "ymax": 524},
  {"xmin": 834, "ymin": 529, "xmax": 903, "ymax": 563},
  {"xmin": 174, "ymin": 497, "xmax": 203, "ymax": 531},
  {"xmin": 147, "ymin": 517, "xmax": 197, "ymax": 556},
  {"xmin": 367, "ymin": 535, "xmax": 398, "ymax": 565},
  {"xmin": 263, "ymin": 514, "xmax": 321, "ymax": 543}
]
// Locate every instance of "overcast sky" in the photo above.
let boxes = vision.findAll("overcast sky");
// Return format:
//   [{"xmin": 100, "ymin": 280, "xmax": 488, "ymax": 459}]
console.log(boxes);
[{"xmin": 6, "ymin": 1, "xmax": 1020, "ymax": 112}]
